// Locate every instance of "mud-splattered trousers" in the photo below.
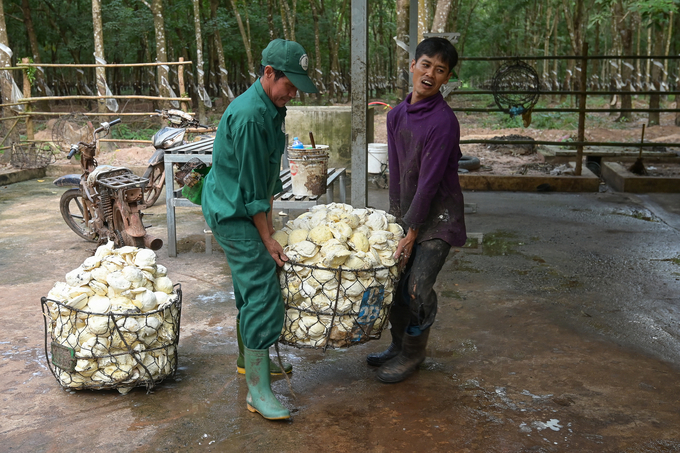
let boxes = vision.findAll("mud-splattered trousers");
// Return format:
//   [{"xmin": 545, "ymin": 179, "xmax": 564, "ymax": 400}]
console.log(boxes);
[{"xmin": 393, "ymin": 238, "xmax": 451, "ymax": 330}]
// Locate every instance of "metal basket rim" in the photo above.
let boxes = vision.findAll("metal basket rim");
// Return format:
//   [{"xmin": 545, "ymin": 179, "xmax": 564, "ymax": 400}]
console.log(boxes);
[
  {"xmin": 41, "ymin": 282, "xmax": 182, "ymax": 317},
  {"xmin": 282, "ymin": 260, "xmax": 397, "ymax": 273}
]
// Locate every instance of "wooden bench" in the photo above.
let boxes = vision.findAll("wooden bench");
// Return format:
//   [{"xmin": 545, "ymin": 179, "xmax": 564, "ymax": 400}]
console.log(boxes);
[{"xmin": 164, "ymin": 137, "xmax": 346, "ymax": 257}]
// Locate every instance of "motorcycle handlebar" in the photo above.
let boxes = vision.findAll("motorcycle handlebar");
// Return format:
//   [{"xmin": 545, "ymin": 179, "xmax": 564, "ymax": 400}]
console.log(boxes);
[
  {"xmin": 94, "ymin": 118, "xmax": 122, "ymax": 134},
  {"xmin": 67, "ymin": 145, "xmax": 79, "ymax": 159}
]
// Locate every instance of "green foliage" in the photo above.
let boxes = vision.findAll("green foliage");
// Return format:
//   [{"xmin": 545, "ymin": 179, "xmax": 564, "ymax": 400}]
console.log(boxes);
[
  {"xmin": 22, "ymin": 58, "xmax": 36, "ymax": 84},
  {"xmin": 530, "ymin": 112, "xmax": 578, "ymax": 129},
  {"xmin": 109, "ymin": 125, "xmax": 157, "ymax": 141},
  {"xmin": 479, "ymin": 113, "xmax": 523, "ymax": 129}
]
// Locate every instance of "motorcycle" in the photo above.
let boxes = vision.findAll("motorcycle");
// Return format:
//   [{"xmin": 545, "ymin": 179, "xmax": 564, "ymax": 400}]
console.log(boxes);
[
  {"xmin": 54, "ymin": 119, "xmax": 163, "ymax": 251},
  {"xmin": 142, "ymin": 109, "xmax": 212, "ymax": 207}
]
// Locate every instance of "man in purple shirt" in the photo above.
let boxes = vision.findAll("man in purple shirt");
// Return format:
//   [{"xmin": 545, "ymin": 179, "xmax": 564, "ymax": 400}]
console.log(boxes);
[{"xmin": 367, "ymin": 37, "xmax": 467, "ymax": 383}]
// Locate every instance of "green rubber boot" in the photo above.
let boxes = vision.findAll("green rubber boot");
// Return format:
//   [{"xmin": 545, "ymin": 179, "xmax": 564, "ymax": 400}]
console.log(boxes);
[
  {"xmin": 236, "ymin": 319, "xmax": 292, "ymax": 375},
  {"xmin": 244, "ymin": 347, "xmax": 291, "ymax": 420}
]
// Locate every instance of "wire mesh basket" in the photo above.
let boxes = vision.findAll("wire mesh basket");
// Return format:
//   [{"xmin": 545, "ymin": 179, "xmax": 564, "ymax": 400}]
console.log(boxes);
[
  {"xmin": 40, "ymin": 283, "xmax": 182, "ymax": 393},
  {"xmin": 279, "ymin": 262, "xmax": 399, "ymax": 349},
  {"xmin": 492, "ymin": 60, "xmax": 540, "ymax": 116},
  {"xmin": 10, "ymin": 142, "xmax": 56, "ymax": 169}
]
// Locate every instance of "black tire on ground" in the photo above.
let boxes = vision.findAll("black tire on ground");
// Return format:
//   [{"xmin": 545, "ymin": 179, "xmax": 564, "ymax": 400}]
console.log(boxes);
[
  {"xmin": 459, "ymin": 155, "xmax": 481, "ymax": 171},
  {"xmin": 60, "ymin": 188, "xmax": 98, "ymax": 242},
  {"xmin": 142, "ymin": 163, "xmax": 165, "ymax": 207}
]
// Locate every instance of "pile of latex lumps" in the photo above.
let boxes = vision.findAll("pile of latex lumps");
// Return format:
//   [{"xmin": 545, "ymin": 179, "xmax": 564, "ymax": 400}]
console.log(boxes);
[
  {"xmin": 275, "ymin": 203, "xmax": 403, "ymax": 348},
  {"xmin": 44, "ymin": 241, "xmax": 179, "ymax": 394}
]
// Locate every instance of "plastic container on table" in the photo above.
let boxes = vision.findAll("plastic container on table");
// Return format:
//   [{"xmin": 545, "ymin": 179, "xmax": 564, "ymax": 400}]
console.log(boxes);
[{"xmin": 291, "ymin": 137, "xmax": 304, "ymax": 149}]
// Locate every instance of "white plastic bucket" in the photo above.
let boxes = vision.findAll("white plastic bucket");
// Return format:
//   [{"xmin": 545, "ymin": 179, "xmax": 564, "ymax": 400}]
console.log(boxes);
[
  {"xmin": 368, "ymin": 143, "xmax": 388, "ymax": 174},
  {"xmin": 288, "ymin": 145, "xmax": 329, "ymax": 196}
]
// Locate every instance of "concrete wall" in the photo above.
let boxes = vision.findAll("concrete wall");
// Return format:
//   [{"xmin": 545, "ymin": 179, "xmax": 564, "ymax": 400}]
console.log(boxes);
[
  {"xmin": 285, "ymin": 106, "xmax": 374, "ymax": 169},
  {"xmin": 601, "ymin": 161, "xmax": 680, "ymax": 193}
]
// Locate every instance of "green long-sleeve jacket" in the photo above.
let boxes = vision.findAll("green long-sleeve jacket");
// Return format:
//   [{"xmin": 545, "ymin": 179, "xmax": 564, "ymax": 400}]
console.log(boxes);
[{"xmin": 202, "ymin": 79, "xmax": 285, "ymax": 240}]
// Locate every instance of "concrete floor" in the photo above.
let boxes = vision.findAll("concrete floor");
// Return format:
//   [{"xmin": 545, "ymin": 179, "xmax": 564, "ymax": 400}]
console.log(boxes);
[{"xmin": 2, "ymin": 178, "xmax": 680, "ymax": 452}]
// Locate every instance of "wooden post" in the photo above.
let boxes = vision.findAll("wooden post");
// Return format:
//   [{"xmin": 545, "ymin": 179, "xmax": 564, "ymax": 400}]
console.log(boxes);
[
  {"xmin": 178, "ymin": 57, "xmax": 188, "ymax": 112},
  {"xmin": 575, "ymin": 42, "xmax": 588, "ymax": 176},
  {"xmin": 21, "ymin": 58, "xmax": 33, "ymax": 141}
]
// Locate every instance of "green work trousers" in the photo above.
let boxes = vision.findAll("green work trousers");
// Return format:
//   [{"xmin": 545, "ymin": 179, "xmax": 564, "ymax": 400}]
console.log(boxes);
[{"xmin": 213, "ymin": 228, "xmax": 284, "ymax": 350}]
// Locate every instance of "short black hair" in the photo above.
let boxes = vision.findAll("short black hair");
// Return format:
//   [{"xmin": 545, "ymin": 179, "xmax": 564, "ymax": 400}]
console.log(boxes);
[
  {"xmin": 415, "ymin": 38, "xmax": 458, "ymax": 74},
  {"xmin": 259, "ymin": 64, "xmax": 286, "ymax": 81}
]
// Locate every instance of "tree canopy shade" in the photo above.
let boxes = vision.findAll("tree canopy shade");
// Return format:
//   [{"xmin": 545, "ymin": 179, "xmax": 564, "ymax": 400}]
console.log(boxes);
[{"xmin": 0, "ymin": 0, "xmax": 678, "ymax": 108}]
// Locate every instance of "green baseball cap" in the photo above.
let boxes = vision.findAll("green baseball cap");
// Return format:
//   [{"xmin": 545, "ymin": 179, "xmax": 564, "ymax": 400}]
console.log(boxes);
[{"xmin": 261, "ymin": 39, "xmax": 318, "ymax": 94}]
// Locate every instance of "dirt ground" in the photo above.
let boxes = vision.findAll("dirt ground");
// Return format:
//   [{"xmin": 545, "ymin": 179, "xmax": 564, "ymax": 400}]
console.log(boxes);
[{"xmin": 2, "ymin": 174, "xmax": 680, "ymax": 451}]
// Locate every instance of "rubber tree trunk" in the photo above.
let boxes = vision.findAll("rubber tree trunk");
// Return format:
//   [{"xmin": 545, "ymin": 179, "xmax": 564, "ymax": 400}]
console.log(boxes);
[
  {"xmin": 613, "ymin": 0, "xmax": 633, "ymax": 122},
  {"xmin": 280, "ymin": 0, "xmax": 304, "ymax": 103},
  {"xmin": 309, "ymin": 0, "xmax": 323, "ymax": 104},
  {"xmin": 431, "ymin": 0, "xmax": 452, "ymax": 33},
  {"xmin": 542, "ymin": 5, "xmax": 555, "ymax": 90},
  {"xmin": 0, "ymin": 0, "xmax": 18, "ymax": 155},
  {"xmin": 210, "ymin": 0, "xmax": 231, "ymax": 107},
  {"xmin": 151, "ymin": 0, "xmax": 170, "ymax": 109},
  {"xmin": 92, "ymin": 0, "xmax": 107, "ymax": 114},
  {"xmin": 287, "ymin": 0, "xmax": 297, "ymax": 41},
  {"xmin": 0, "ymin": 0, "xmax": 12, "ymax": 114},
  {"xmin": 395, "ymin": 0, "xmax": 410, "ymax": 103},
  {"xmin": 648, "ymin": 27, "xmax": 664, "ymax": 126},
  {"xmin": 230, "ymin": 0, "xmax": 255, "ymax": 84},
  {"xmin": 192, "ymin": 0, "xmax": 206, "ymax": 123},
  {"xmin": 20, "ymin": 0, "xmax": 49, "ymax": 111},
  {"xmin": 267, "ymin": 0, "xmax": 275, "ymax": 40}
]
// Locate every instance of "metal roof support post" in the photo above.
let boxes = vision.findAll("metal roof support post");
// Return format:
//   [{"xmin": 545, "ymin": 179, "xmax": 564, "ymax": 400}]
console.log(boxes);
[{"xmin": 350, "ymin": 0, "xmax": 368, "ymax": 208}]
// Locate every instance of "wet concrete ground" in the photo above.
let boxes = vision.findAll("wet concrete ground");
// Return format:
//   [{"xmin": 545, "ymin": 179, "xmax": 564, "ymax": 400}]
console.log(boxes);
[{"xmin": 2, "ymin": 178, "xmax": 680, "ymax": 452}]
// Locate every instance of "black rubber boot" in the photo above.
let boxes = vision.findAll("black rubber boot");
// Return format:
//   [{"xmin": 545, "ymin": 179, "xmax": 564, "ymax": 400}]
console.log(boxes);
[
  {"xmin": 366, "ymin": 303, "xmax": 410, "ymax": 367},
  {"xmin": 376, "ymin": 328, "xmax": 430, "ymax": 383}
]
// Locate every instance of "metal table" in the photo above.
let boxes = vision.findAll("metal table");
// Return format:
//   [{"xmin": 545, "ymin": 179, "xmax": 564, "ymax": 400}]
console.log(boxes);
[{"xmin": 164, "ymin": 138, "xmax": 347, "ymax": 257}]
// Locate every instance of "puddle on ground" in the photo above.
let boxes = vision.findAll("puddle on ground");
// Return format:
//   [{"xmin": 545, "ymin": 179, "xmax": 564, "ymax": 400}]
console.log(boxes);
[
  {"xmin": 450, "ymin": 339, "xmax": 478, "ymax": 358},
  {"xmin": 611, "ymin": 207, "xmax": 660, "ymax": 222},
  {"xmin": 482, "ymin": 231, "xmax": 523, "ymax": 256},
  {"xmin": 440, "ymin": 289, "xmax": 464, "ymax": 300},
  {"xmin": 451, "ymin": 258, "xmax": 481, "ymax": 273}
]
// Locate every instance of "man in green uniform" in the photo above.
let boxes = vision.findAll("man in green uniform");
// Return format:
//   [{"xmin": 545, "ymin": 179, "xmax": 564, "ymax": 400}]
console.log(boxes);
[{"xmin": 202, "ymin": 39, "xmax": 317, "ymax": 420}]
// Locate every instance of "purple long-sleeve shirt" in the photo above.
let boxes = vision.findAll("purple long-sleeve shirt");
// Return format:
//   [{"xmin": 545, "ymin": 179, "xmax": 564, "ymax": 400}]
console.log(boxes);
[{"xmin": 387, "ymin": 92, "xmax": 467, "ymax": 247}]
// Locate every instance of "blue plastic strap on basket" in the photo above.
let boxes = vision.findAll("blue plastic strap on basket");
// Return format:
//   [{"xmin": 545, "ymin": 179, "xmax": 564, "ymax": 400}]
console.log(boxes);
[
  {"xmin": 352, "ymin": 286, "xmax": 385, "ymax": 342},
  {"xmin": 509, "ymin": 106, "xmax": 526, "ymax": 117}
]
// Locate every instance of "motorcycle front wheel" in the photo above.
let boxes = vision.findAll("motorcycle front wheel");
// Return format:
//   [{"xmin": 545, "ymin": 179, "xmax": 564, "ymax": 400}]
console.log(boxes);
[
  {"xmin": 60, "ymin": 188, "xmax": 98, "ymax": 242},
  {"xmin": 142, "ymin": 163, "xmax": 165, "ymax": 207}
]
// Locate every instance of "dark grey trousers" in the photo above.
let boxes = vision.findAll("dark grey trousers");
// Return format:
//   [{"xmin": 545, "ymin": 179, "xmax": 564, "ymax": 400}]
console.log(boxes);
[{"xmin": 393, "ymin": 238, "xmax": 451, "ymax": 331}]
